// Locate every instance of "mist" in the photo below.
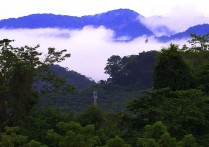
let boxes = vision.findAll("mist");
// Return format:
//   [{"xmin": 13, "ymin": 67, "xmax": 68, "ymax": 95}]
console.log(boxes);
[
  {"xmin": 139, "ymin": 7, "xmax": 209, "ymax": 36},
  {"xmin": 0, "ymin": 27, "xmax": 187, "ymax": 81}
]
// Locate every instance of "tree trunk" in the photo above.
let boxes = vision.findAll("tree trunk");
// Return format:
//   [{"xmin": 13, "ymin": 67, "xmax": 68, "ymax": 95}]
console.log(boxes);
[{"xmin": 0, "ymin": 96, "xmax": 6, "ymax": 124}]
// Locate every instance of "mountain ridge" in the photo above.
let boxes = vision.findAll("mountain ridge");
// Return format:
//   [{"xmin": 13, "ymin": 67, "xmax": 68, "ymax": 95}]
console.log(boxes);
[
  {"xmin": 0, "ymin": 9, "xmax": 208, "ymax": 42},
  {"xmin": 0, "ymin": 9, "xmax": 154, "ymax": 41},
  {"xmin": 157, "ymin": 24, "xmax": 209, "ymax": 42}
]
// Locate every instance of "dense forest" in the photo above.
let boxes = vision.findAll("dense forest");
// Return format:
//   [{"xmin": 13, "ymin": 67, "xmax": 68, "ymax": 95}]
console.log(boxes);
[{"xmin": 0, "ymin": 33, "xmax": 209, "ymax": 146}]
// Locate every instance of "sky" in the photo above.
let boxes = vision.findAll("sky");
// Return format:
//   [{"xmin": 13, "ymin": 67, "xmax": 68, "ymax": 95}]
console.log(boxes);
[
  {"xmin": 1, "ymin": 0, "xmax": 209, "ymax": 19},
  {"xmin": 0, "ymin": 0, "xmax": 208, "ymax": 81}
]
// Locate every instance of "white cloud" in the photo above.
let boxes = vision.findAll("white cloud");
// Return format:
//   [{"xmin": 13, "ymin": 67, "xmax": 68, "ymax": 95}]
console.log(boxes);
[
  {"xmin": 0, "ymin": 27, "xmax": 187, "ymax": 81},
  {"xmin": 139, "ymin": 7, "xmax": 209, "ymax": 36}
]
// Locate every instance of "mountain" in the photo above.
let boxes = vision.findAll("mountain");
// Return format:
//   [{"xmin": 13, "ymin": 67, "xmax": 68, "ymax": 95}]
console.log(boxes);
[
  {"xmin": 50, "ymin": 65, "xmax": 95, "ymax": 89},
  {"xmin": 157, "ymin": 24, "xmax": 209, "ymax": 42},
  {"xmin": 42, "ymin": 51, "xmax": 157, "ymax": 112},
  {"xmin": 0, "ymin": 9, "xmax": 153, "ymax": 41},
  {"xmin": 0, "ymin": 9, "xmax": 208, "ymax": 42}
]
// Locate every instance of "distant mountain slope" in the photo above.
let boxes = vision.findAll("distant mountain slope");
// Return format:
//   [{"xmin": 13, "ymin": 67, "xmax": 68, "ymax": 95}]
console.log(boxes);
[
  {"xmin": 157, "ymin": 24, "xmax": 209, "ymax": 42},
  {"xmin": 0, "ymin": 9, "xmax": 208, "ymax": 41},
  {"xmin": 42, "ymin": 51, "xmax": 158, "ymax": 112},
  {"xmin": 0, "ymin": 9, "xmax": 153, "ymax": 41},
  {"xmin": 50, "ymin": 65, "xmax": 95, "ymax": 89}
]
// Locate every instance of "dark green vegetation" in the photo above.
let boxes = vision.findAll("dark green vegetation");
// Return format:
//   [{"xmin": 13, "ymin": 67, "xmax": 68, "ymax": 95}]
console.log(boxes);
[
  {"xmin": 37, "ymin": 50, "xmax": 157, "ymax": 112},
  {"xmin": 49, "ymin": 65, "xmax": 95, "ymax": 89},
  {"xmin": 153, "ymin": 44, "xmax": 194, "ymax": 90},
  {"xmin": 1, "ymin": 33, "xmax": 209, "ymax": 146},
  {"xmin": 46, "ymin": 50, "xmax": 157, "ymax": 112},
  {"xmin": 105, "ymin": 51, "xmax": 157, "ymax": 88}
]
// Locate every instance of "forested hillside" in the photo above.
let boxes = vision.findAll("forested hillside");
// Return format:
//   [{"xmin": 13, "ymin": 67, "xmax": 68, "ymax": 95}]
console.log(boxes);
[
  {"xmin": 40, "ymin": 50, "xmax": 157, "ymax": 112},
  {"xmin": 50, "ymin": 65, "xmax": 95, "ymax": 89},
  {"xmin": 0, "ymin": 33, "xmax": 209, "ymax": 146},
  {"xmin": 104, "ymin": 51, "xmax": 157, "ymax": 88}
]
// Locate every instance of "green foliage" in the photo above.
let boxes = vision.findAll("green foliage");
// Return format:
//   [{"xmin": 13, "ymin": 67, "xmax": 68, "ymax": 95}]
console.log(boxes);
[
  {"xmin": 56, "ymin": 121, "xmax": 82, "ymax": 135},
  {"xmin": 137, "ymin": 138, "xmax": 158, "ymax": 147},
  {"xmin": 96, "ymin": 113, "xmax": 125, "ymax": 145},
  {"xmin": 38, "ymin": 51, "xmax": 156, "ymax": 113},
  {"xmin": 182, "ymin": 33, "xmax": 209, "ymax": 52},
  {"xmin": 19, "ymin": 108, "xmax": 74, "ymax": 143},
  {"xmin": 50, "ymin": 65, "xmax": 95, "ymax": 89},
  {"xmin": 2, "ymin": 126, "xmax": 28, "ymax": 146},
  {"xmin": 46, "ymin": 129, "xmax": 62, "ymax": 146},
  {"xmin": 144, "ymin": 121, "xmax": 167, "ymax": 139},
  {"xmin": 60, "ymin": 83, "xmax": 143, "ymax": 113},
  {"xmin": 46, "ymin": 121, "xmax": 101, "ymax": 147},
  {"xmin": 25, "ymin": 140, "xmax": 48, "ymax": 147},
  {"xmin": 1, "ymin": 34, "xmax": 209, "ymax": 147},
  {"xmin": 153, "ymin": 44, "xmax": 194, "ymax": 90},
  {"xmin": 0, "ymin": 39, "xmax": 71, "ymax": 125},
  {"xmin": 104, "ymin": 136, "xmax": 130, "ymax": 147},
  {"xmin": 79, "ymin": 105, "xmax": 104, "ymax": 126},
  {"xmin": 105, "ymin": 55, "xmax": 122, "ymax": 83},
  {"xmin": 180, "ymin": 134, "xmax": 196, "ymax": 147},
  {"xmin": 193, "ymin": 61, "xmax": 209, "ymax": 94},
  {"xmin": 59, "ymin": 131, "xmax": 85, "ymax": 147},
  {"xmin": 126, "ymin": 35, "xmax": 209, "ymax": 146},
  {"xmin": 127, "ymin": 88, "xmax": 209, "ymax": 146},
  {"xmin": 142, "ymin": 121, "xmax": 178, "ymax": 147},
  {"xmin": 137, "ymin": 121, "xmax": 197, "ymax": 147},
  {"xmin": 180, "ymin": 33, "xmax": 209, "ymax": 95},
  {"xmin": 105, "ymin": 51, "xmax": 157, "ymax": 89},
  {"xmin": 181, "ymin": 51, "xmax": 209, "ymax": 78},
  {"xmin": 0, "ymin": 126, "xmax": 47, "ymax": 147}
]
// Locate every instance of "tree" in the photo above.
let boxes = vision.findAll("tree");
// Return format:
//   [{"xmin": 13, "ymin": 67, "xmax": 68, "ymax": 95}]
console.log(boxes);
[
  {"xmin": 46, "ymin": 121, "xmax": 101, "ymax": 147},
  {"xmin": 137, "ymin": 121, "xmax": 197, "ymax": 147},
  {"xmin": 0, "ymin": 126, "xmax": 47, "ymax": 147},
  {"xmin": 79, "ymin": 105, "xmax": 103, "ymax": 127},
  {"xmin": 104, "ymin": 51, "xmax": 157, "ymax": 88},
  {"xmin": 195, "ymin": 62, "xmax": 209, "ymax": 94},
  {"xmin": 126, "ymin": 88, "xmax": 209, "ymax": 146},
  {"xmin": 153, "ymin": 44, "xmax": 194, "ymax": 90},
  {"xmin": 104, "ymin": 136, "xmax": 130, "ymax": 147},
  {"xmin": 0, "ymin": 39, "xmax": 71, "ymax": 124},
  {"xmin": 181, "ymin": 33, "xmax": 209, "ymax": 93},
  {"xmin": 182, "ymin": 33, "xmax": 209, "ymax": 52},
  {"xmin": 105, "ymin": 55, "xmax": 122, "ymax": 84},
  {"xmin": 18, "ymin": 108, "xmax": 74, "ymax": 143}
]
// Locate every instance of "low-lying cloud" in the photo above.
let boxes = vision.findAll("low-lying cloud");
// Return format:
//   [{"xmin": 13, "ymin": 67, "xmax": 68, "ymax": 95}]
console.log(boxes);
[
  {"xmin": 0, "ymin": 27, "xmax": 187, "ymax": 81},
  {"xmin": 139, "ymin": 7, "xmax": 209, "ymax": 36}
]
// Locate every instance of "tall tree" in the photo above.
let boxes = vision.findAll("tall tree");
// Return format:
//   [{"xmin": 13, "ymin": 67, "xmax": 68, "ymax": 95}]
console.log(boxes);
[
  {"xmin": 0, "ymin": 39, "xmax": 71, "ymax": 123},
  {"xmin": 181, "ymin": 33, "xmax": 209, "ymax": 93},
  {"xmin": 182, "ymin": 33, "xmax": 209, "ymax": 52},
  {"xmin": 104, "ymin": 51, "xmax": 157, "ymax": 88},
  {"xmin": 126, "ymin": 88, "xmax": 209, "ymax": 146},
  {"xmin": 153, "ymin": 44, "xmax": 193, "ymax": 91},
  {"xmin": 105, "ymin": 55, "xmax": 122, "ymax": 84}
]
